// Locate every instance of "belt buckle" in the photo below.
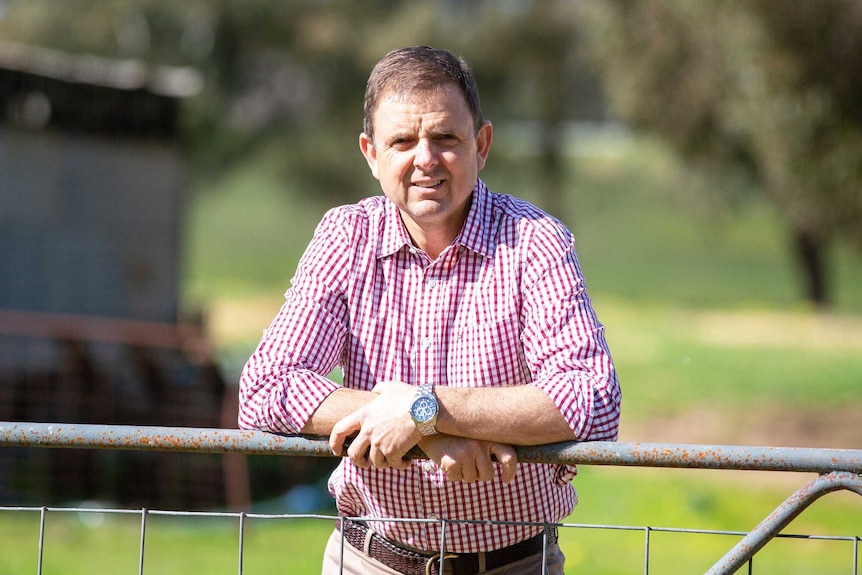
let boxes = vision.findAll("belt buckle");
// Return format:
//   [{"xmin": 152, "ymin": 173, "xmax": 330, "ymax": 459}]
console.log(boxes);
[{"xmin": 425, "ymin": 552, "xmax": 459, "ymax": 575}]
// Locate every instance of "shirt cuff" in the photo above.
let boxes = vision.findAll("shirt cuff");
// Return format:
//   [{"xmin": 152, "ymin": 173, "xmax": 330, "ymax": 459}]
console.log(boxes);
[{"xmin": 283, "ymin": 370, "xmax": 342, "ymax": 433}]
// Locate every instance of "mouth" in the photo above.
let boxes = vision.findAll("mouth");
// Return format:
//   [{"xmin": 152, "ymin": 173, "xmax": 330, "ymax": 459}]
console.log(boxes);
[{"xmin": 411, "ymin": 179, "xmax": 444, "ymax": 190}]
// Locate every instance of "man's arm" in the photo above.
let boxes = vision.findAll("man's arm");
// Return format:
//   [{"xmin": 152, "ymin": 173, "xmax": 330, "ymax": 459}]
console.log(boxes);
[
  {"xmin": 434, "ymin": 385, "xmax": 575, "ymax": 445},
  {"xmin": 299, "ymin": 387, "xmax": 375, "ymax": 436}
]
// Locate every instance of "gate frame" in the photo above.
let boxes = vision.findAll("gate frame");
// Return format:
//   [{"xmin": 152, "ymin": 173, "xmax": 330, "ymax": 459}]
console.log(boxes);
[{"xmin": 1, "ymin": 421, "xmax": 860, "ymax": 574}]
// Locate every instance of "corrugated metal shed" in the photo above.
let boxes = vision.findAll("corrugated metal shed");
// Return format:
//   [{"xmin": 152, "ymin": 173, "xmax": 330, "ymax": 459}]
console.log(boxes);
[{"xmin": 0, "ymin": 39, "xmax": 202, "ymax": 319}]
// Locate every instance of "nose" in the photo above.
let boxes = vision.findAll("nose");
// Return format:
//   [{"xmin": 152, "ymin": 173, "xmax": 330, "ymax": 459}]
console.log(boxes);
[{"xmin": 413, "ymin": 138, "xmax": 438, "ymax": 170}]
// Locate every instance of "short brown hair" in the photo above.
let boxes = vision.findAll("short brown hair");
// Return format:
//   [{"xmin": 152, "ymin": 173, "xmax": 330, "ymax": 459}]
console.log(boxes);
[{"xmin": 363, "ymin": 46, "xmax": 485, "ymax": 142}]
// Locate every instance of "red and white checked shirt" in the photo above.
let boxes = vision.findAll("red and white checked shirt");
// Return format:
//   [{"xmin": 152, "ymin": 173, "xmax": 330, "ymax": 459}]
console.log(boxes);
[{"xmin": 238, "ymin": 179, "xmax": 620, "ymax": 553}]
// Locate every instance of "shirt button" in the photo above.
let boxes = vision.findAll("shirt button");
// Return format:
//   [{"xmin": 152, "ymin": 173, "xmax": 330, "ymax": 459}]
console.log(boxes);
[
  {"xmin": 423, "ymin": 461, "xmax": 436, "ymax": 473},
  {"xmin": 426, "ymin": 278, "xmax": 437, "ymax": 288},
  {"xmin": 421, "ymin": 337, "xmax": 432, "ymax": 350}
]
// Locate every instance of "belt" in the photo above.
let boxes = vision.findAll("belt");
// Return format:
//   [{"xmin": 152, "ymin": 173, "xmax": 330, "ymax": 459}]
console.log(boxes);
[{"xmin": 336, "ymin": 517, "xmax": 557, "ymax": 575}]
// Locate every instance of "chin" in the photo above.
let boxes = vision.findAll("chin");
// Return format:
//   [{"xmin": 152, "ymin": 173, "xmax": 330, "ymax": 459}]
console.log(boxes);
[{"xmin": 407, "ymin": 201, "xmax": 448, "ymax": 219}]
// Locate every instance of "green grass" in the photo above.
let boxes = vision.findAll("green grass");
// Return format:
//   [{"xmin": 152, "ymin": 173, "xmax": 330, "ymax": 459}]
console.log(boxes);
[
  {"xmin": 599, "ymin": 299, "xmax": 862, "ymax": 423},
  {"xmin": 568, "ymin": 466, "xmax": 862, "ymax": 574},
  {"xmin": 182, "ymin": 162, "xmax": 333, "ymax": 301},
  {"xmin": 0, "ymin": 511, "xmax": 333, "ymax": 575}
]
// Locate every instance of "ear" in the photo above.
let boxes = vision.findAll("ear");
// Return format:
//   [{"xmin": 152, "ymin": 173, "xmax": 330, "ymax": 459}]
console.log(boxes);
[
  {"xmin": 475, "ymin": 121, "xmax": 493, "ymax": 172},
  {"xmin": 359, "ymin": 132, "xmax": 380, "ymax": 180}
]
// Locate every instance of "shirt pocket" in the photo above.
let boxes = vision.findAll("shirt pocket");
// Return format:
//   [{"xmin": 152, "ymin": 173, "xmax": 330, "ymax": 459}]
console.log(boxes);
[{"xmin": 448, "ymin": 314, "xmax": 529, "ymax": 387}]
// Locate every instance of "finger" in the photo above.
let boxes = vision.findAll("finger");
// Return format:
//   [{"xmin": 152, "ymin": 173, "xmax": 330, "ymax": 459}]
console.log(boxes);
[
  {"xmin": 475, "ymin": 452, "xmax": 495, "ymax": 482},
  {"xmin": 460, "ymin": 461, "xmax": 478, "ymax": 483},
  {"xmin": 491, "ymin": 443, "xmax": 518, "ymax": 483},
  {"xmin": 329, "ymin": 414, "xmax": 361, "ymax": 456},
  {"xmin": 347, "ymin": 434, "xmax": 372, "ymax": 468},
  {"xmin": 368, "ymin": 445, "xmax": 390, "ymax": 470},
  {"xmin": 440, "ymin": 457, "xmax": 463, "ymax": 483},
  {"xmin": 388, "ymin": 454, "xmax": 412, "ymax": 471},
  {"xmin": 384, "ymin": 443, "xmax": 413, "ymax": 470}
]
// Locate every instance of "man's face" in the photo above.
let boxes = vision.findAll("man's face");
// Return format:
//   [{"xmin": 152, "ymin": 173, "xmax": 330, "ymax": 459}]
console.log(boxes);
[{"xmin": 359, "ymin": 84, "xmax": 492, "ymax": 245}]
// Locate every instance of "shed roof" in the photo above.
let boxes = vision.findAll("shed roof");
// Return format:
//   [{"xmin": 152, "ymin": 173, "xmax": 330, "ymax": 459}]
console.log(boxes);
[
  {"xmin": 0, "ymin": 40, "xmax": 202, "ymax": 138},
  {"xmin": 0, "ymin": 39, "xmax": 202, "ymax": 98}
]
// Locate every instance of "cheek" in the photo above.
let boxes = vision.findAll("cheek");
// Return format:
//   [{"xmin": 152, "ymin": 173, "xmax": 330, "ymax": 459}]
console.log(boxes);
[
  {"xmin": 379, "ymin": 156, "xmax": 411, "ymax": 182},
  {"xmin": 444, "ymin": 150, "xmax": 475, "ymax": 174}
]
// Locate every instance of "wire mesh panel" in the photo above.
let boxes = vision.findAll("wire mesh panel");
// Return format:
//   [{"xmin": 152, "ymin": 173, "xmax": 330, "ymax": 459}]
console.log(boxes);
[{"xmin": 0, "ymin": 507, "xmax": 859, "ymax": 575}]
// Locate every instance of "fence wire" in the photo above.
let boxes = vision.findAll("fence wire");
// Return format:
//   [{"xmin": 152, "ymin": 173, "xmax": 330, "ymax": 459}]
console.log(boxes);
[{"xmin": 0, "ymin": 505, "xmax": 859, "ymax": 575}]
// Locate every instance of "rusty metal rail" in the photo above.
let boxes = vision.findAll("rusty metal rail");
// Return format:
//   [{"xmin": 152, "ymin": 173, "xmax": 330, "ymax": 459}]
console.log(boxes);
[
  {"xmin": 1, "ymin": 421, "xmax": 859, "ymax": 473},
  {"xmin": 1, "ymin": 421, "xmax": 860, "ymax": 574}
]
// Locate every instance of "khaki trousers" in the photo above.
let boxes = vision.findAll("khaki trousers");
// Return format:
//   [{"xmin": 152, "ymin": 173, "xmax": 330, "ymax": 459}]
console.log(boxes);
[{"xmin": 321, "ymin": 529, "xmax": 565, "ymax": 575}]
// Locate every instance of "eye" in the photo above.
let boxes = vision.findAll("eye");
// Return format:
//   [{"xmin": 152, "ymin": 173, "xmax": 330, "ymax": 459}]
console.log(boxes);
[
  {"xmin": 435, "ymin": 133, "xmax": 459, "ymax": 146},
  {"xmin": 388, "ymin": 137, "xmax": 414, "ymax": 150}
]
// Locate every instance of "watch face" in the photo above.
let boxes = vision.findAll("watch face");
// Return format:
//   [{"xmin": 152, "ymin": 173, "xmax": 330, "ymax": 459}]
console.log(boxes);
[{"xmin": 410, "ymin": 396, "xmax": 438, "ymax": 423}]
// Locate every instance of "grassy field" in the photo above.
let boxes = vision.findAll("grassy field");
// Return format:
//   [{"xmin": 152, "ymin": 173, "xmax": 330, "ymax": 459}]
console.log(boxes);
[{"xmin": 3, "ymin": 134, "xmax": 859, "ymax": 573}]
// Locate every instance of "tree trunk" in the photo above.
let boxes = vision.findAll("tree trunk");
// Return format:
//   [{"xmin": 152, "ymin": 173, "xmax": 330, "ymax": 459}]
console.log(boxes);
[
  {"xmin": 794, "ymin": 229, "xmax": 830, "ymax": 309},
  {"xmin": 538, "ymin": 124, "xmax": 566, "ymax": 220}
]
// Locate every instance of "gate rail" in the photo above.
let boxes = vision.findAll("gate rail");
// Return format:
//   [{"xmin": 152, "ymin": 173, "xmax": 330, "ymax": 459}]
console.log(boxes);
[{"xmin": 1, "ymin": 421, "xmax": 861, "ymax": 574}]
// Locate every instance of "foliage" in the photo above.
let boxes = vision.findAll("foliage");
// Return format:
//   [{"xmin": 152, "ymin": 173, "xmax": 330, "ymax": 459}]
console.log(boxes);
[
  {"xmin": 578, "ymin": 0, "xmax": 862, "ymax": 305},
  {"xmin": 0, "ymin": 0, "xmax": 603, "ymax": 209}
]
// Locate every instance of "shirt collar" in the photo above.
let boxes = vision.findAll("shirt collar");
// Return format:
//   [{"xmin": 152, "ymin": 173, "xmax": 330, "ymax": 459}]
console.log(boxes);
[
  {"xmin": 379, "ymin": 198, "xmax": 411, "ymax": 259},
  {"xmin": 377, "ymin": 179, "xmax": 495, "ymax": 260},
  {"xmin": 457, "ymin": 179, "xmax": 495, "ymax": 259}
]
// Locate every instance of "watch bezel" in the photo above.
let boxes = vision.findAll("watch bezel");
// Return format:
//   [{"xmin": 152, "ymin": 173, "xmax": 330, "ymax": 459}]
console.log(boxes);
[
  {"xmin": 409, "ymin": 395, "xmax": 438, "ymax": 423},
  {"xmin": 409, "ymin": 385, "xmax": 438, "ymax": 435}
]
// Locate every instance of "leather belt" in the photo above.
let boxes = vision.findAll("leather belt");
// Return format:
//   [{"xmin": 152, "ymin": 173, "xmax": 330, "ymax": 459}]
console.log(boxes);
[{"xmin": 336, "ymin": 517, "xmax": 557, "ymax": 575}]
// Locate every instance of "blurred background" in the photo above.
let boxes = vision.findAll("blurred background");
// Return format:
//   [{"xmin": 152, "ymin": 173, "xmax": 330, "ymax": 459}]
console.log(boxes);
[{"xmin": 0, "ymin": 0, "xmax": 859, "ymax": 529}]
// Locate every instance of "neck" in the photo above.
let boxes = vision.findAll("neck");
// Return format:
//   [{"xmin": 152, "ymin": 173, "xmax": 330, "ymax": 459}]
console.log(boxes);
[{"xmin": 403, "ymin": 220, "xmax": 457, "ymax": 261}]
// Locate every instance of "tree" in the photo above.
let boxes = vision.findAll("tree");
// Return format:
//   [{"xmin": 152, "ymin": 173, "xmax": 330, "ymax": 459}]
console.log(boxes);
[
  {"xmin": 578, "ymin": 0, "xmax": 862, "ymax": 307},
  {"xmin": 0, "ymin": 1, "xmax": 604, "ymax": 215}
]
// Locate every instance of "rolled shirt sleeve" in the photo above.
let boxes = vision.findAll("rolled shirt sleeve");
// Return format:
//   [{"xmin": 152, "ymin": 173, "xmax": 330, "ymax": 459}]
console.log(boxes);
[
  {"xmin": 519, "ymin": 220, "xmax": 621, "ymax": 442},
  {"xmin": 238, "ymin": 209, "xmax": 351, "ymax": 433}
]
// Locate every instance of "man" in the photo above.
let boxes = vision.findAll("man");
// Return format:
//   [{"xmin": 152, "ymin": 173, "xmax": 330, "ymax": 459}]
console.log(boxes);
[{"xmin": 238, "ymin": 45, "xmax": 621, "ymax": 575}]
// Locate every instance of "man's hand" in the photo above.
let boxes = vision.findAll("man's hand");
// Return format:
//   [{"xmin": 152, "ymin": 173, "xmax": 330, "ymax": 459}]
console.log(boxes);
[
  {"xmin": 329, "ymin": 381, "xmax": 420, "ymax": 470},
  {"xmin": 419, "ymin": 435, "xmax": 518, "ymax": 483}
]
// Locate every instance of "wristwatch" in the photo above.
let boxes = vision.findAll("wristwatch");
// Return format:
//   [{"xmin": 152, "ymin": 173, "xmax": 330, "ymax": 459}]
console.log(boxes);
[{"xmin": 409, "ymin": 384, "xmax": 439, "ymax": 436}]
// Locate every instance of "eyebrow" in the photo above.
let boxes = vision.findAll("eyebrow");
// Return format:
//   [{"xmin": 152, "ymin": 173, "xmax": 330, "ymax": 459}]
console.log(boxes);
[{"xmin": 388, "ymin": 123, "xmax": 465, "ymax": 141}]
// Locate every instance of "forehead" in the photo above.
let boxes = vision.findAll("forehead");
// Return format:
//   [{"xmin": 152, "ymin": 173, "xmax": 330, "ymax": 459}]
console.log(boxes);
[{"xmin": 374, "ymin": 85, "xmax": 473, "ymax": 134}]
